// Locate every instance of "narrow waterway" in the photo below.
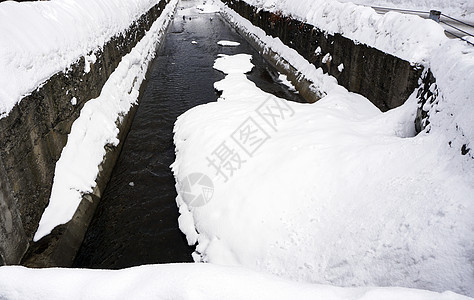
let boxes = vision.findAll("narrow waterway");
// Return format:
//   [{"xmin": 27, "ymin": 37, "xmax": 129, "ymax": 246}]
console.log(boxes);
[{"xmin": 73, "ymin": 0, "xmax": 304, "ymax": 269}]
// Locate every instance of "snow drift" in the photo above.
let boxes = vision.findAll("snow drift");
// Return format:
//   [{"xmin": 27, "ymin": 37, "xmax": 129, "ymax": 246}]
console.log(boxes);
[{"xmin": 172, "ymin": 39, "xmax": 474, "ymax": 297}]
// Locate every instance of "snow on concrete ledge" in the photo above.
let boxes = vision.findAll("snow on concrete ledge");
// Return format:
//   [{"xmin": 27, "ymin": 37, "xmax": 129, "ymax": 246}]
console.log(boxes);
[
  {"xmin": 0, "ymin": 0, "xmax": 161, "ymax": 118},
  {"xmin": 33, "ymin": 0, "xmax": 178, "ymax": 242}
]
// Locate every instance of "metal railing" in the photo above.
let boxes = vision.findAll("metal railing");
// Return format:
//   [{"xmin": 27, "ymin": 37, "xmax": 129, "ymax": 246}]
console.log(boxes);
[{"xmin": 369, "ymin": 6, "xmax": 474, "ymax": 46}]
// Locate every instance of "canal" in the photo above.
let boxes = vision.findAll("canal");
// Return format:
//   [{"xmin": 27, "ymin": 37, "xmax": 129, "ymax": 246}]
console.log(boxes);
[{"xmin": 73, "ymin": 0, "xmax": 304, "ymax": 269}]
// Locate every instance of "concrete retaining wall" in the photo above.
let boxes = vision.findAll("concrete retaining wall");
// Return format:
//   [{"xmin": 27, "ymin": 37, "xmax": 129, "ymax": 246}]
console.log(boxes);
[{"xmin": 0, "ymin": 0, "xmax": 171, "ymax": 266}]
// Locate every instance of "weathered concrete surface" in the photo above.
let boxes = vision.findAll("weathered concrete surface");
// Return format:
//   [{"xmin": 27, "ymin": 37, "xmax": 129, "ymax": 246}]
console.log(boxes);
[
  {"xmin": 0, "ymin": 0, "xmax": 170, "ymax": 265},
  {"xmin": 221, "ymin": 0, "xmax": 424, "ymax": 111},
  {"xmin": 0, "ymin": 158, "xmax": 27, "ymax": 265}
]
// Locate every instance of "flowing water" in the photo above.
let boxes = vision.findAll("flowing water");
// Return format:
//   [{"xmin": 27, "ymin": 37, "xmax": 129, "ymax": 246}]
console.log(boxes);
[{"xmin": 73, "ymin": 0, "xmax": 304, "ymax": 269}]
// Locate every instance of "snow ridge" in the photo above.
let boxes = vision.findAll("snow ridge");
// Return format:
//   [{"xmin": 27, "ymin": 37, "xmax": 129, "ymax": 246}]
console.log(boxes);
[{"xmin": 0, "ymin": 264, "xmax": 471, "ymax": 300}]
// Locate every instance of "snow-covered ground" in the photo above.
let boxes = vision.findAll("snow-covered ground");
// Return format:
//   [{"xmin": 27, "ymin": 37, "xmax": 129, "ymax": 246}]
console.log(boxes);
[
  {"xmin": 0, "ymin": 0, "xmax": 161, "ymax": 118},
  {"xmin": 33, "ymin": 0, "xmax": 179, "ymax": 241},
  {"xmin": 172, "ymin": 0, "xmax": 474, "ymax": 297},
  {"xmin": 0, "ymin": 264, "xmax": 471, "ymax": 300}
]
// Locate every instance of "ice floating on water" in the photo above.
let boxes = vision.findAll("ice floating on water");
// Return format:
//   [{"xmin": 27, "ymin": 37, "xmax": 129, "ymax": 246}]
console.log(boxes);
[{"xmin": 218, "ymin": 40, "xmax": 241, "ymax": 47}]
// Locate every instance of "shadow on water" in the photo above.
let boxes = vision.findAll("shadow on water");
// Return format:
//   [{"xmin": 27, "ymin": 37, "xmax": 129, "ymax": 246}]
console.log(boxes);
[{"xmin": 73, "ymin": 1, "xmax": 305, "ymax": 269}]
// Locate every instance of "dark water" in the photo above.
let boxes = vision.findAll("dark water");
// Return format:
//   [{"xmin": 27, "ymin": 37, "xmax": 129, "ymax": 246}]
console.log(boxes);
[{"xmin": 73, "ymin": 0, "xmax": 304, "ymax": 269}]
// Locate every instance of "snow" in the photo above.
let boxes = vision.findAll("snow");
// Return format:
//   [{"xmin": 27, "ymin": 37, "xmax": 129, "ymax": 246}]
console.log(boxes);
[
  {"xmin": 278, "ymin": 73, "xmax": 297, "ymax": 92},
  {"xmin": 427, "ymin": 39, "xmax": 474, "ymax": 148},
  {"xmin": 84, "ymin": 53, "xmax": 97, "ymax": 74},
  {"xmin": 337, "ymin": 63, "xmax": 344, "ymax": 72},
  {"xmin": 218, "ymin": 40, "xmax": 241, "ymax": 47},
  {"xmin": 33, "ymin": 0, "xmax": 179, "ymax": 242},
  {"xmin": 0, "ymin": 264, "xmax": 471, "ymax": 300},
  {"xmin": 172, "ymin": 42, "xmax": 474, "ymax": 298},
  {"xmin": 322, "ymin": 53, "xmax": 332, "ymax": 64},
  {"xmin": 0, "ymin": 0, "xmax": 161, "ymax": 118},
  {"xmin": 337, "ymin": 0, "xmax": 474, "ymax": 23},
  {"xmin": 315, "ymin": 46, "xmax": 322, "ymax": 55},
  {"xmin": 213, "ymin": 53, "xmax": 254, "ymax": 74},
  {"xmin": 234, "ymin": 0, "xmax": 449, "ymax": 63}
]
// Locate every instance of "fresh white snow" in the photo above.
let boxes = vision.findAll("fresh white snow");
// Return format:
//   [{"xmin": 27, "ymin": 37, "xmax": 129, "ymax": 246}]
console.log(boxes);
[
  {"xmin": 33, "ymin": 0, "xmax": 179, "ymax": 242},
  {"xmin": 0, "ymin": 0, "xmax": 161, "ymax": 118},
  {"xmin": 0, "ymin": 264, "xmax": 471, "ymax": 300}
]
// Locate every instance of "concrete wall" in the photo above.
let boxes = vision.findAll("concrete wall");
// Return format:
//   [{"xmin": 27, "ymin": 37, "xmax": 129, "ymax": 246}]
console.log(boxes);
[
  {"xmin": 221, "ymin": 0, "xmax": 427, "ymax": 112},
  {"xmin": 0, "ymin": 0, "xmax": 171, "ymax": 266}
]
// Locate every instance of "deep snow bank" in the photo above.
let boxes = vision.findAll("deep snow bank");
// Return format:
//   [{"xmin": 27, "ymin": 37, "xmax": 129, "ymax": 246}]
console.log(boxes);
[
  {"xmin": 0, "ymin": 0, "xmax": 160, "ymax": 117},
  {"xmin": 172, "ymin": 48, "xmax": 474, "ymax": 296},
  {"xmin": 0, "ymin": 264, "xmax": 471, "ymax": 300}
]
